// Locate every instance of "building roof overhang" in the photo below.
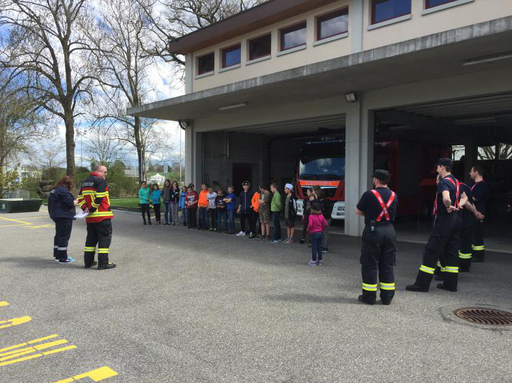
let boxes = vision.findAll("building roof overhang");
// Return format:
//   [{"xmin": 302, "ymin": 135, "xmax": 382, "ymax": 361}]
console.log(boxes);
[
  {"xmin": 168, "ymin": 0, "xmax": 338, "ymax": 55},
  {"xmin": 129, "ymin": 17, "xmax": 512, "ymax": 122}
]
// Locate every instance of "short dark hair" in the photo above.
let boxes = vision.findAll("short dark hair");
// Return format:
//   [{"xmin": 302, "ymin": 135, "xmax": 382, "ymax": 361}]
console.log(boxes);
[
  {"xmin": 472, "ymin": 164, "xmax": 484, "ymax": 176},
  {"xmin": 270, "ymin": 183, "xmax": 278, "ymax": 189}
]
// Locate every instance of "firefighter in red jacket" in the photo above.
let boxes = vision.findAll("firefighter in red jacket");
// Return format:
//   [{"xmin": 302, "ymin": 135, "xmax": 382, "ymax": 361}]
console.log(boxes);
[{"xmin": 77, "ymin": 165, "xmax": 116, "ymax": 270}]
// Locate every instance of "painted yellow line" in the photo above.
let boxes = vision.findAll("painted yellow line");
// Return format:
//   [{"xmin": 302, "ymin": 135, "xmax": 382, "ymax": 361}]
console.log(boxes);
[
  {"xmin": 0, "ymin": 302, "xmax": 8, "ymax": 307},
  {"xmin": 0, "ymin": 216, "xmax": 32, "ymax": 225},
  {"xmin": 0, "ymin": 316, "xmax": 32, "ymax": 330},
  {"xmin": 54, "ymin": 366, "xmax": 119, "ymax": 383},
  {"xmin": 0, "ymin": 224, "xmax": 32, "ymax": 228},
  {"xmin": 0, "ymin": 336, "xmax": 76, "ymax": 367},
  {"xmin": 28, "ymin": 224, "xmax": 53, "ymax": 229}
]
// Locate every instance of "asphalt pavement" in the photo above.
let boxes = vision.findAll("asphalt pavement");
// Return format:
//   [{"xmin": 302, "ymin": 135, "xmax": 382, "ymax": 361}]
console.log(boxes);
[{"xmin": 0, "ymin": 208, "xmax": 511, "ymax": 383}]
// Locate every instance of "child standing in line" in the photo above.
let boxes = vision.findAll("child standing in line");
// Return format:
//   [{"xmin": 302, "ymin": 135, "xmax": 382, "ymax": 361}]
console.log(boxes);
[
  {"xmin": 139, "ymin": 181, "xmax": 151, "ymax": 225},
  {"xmin": 270, "ymin": 183, "xmax": 282, "ymax": 243},
  {"xmin": 151, "ymin": 183, "xmax": 162, "ymax": 225},
  {"xmin": 198, "ymin": 184, "xmax": 209, "ymax": 230},
  {"xmin": 225, "ymin": 186, "xmax": 236, "ymax": 234},
  {"xmin": 216, "ymin": 188, "xmax": 228, "ymax": 233},
  {"xmin": 179, "ymin": 186, "xmax": 188, "ymax": 226},
  {"xmin": 207, "ymin": 186, "xmax": 218, "ymax": 231},
  {"xmin": 283, "ymin": 183, "xmax": 297, "ymax": 244},
  {"xmin": 258, "ymin": 184, "xmax": 271, "ymax": 241},
  {"xmin": 186, "ymin": 184, "xmax": 198, "ymax": 229},
  {"xmin": 308, "ymin": 201, "xmax": 328, "ymax": 266},
  {"xmin": 170, "ymin": 180, "xmax": 180, "ymax": 225},
  {"xmin": 299, "ymin": 188, "xmax": 317, "ymax": 245},
  {"xmin": 250, "ymin": 188, "xmax": 261, "ymax": 239},
  {"xmin": 162, "ymin": 179, "xmax": 171, "ymax": 225}
]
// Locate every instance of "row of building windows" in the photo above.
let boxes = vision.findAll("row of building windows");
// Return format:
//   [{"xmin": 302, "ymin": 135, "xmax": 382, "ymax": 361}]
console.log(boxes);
[{"xmin": 196, "ymin": 0, "xmax": 472, "ymax": 76}]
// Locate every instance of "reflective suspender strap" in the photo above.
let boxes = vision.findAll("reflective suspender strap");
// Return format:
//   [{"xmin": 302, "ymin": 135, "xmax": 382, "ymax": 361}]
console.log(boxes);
[
  {"xmin": 370, "ymin": 190, "xmax": 396, "ymax": 222},
  {"xmin": 445, "ymin": 177, "xmax": 460, "ymax": 208}
]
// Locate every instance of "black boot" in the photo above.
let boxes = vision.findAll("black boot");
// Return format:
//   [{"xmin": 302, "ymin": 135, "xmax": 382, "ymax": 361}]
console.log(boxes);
[
  {"xmin": 85, "ymin": 261, "xmax": 98, "ymax": 269},
  {"xmin": 358, "ymin": 295, "xmax": 375, "ymax": 305},
  {"xmin": 98, "ymin": 262, "xmax": 116, "ymax": 270},
  {"xmin": 437, "ymin": 283, "xmax": 457, "ymax": 292},
  {"xmin": 405, "ymin": 284, "xmax": 429, "ymax": 292}
]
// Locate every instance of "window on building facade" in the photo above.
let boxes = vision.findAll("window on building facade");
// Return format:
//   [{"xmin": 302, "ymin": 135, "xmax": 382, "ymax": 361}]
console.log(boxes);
[
  {"xmin": 197, "ymin": 53, "xmax": 215, "ymax": 75},
  {"xmin": 478, "ymin": 145, "xmax": 496, "ymax": 161},
  {"xmin": 317, "ymin": 8, "xmax": 349, "ymax": 40},
  {"xmin": 425, "ymin": 0, "xmax": 459, "ymax": 8},
  {"xmin": 280, "ymin": 22, "xmax": 307, "ymax": 51},
  {"xmin": 371, "ymin": 0, "xmax": 411, "ymax": 25},
  {"xmin": 248, "ymin": 34, "xmax": 271, "ymax": 61},
  {"xmin": 222, "ymin": 45, "xmax": 241, "ymax": 68}
]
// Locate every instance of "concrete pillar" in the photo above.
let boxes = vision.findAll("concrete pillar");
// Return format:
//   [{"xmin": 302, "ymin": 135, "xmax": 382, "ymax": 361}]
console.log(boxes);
[
  {"xmin": 185, "ymin": 125, "xmax": 194, "ymax": 185},
  {"xmin": 345, "ymin": 97, "xmax": 374, "ymax": 237},
  {"xmin": 185, "ymin": 53, "xmax": 194, "ymax": 94},
  {"xmin": 350, "ymin": 0, "xmax": 364, "ymax": 53}
]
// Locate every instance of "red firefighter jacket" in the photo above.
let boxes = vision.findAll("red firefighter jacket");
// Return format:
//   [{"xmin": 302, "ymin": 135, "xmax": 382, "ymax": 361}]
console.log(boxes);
[{"xmin": 77, "ymin": 172, "xmax": 114, "ymax": 223}]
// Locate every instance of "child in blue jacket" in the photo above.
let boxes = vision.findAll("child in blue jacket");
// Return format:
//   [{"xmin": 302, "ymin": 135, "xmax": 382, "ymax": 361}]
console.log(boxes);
[{"xmin": 151, "ymin": 183, "xmax": 162, "ymax": 224}]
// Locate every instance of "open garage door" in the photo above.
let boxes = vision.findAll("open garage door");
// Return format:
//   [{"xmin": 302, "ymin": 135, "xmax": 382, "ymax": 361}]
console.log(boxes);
[
  {"xmin": 201, "ymin": 114, "xmax": 346, "ymax": 222},
  {"xmin": 374, "ymin": 92, "xmax": 512, "ymax": 252}
]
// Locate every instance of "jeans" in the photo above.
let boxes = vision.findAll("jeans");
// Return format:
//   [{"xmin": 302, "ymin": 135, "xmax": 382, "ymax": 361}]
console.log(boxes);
[
  {"xmin": 209, "ymin": 209, "xmax": 217, "ymax": 229},
  {"xmin": 187, "ymin": 207, "xmax": 197, "ymax": 228},
  {"xmin": 322, "ymin": 218, "xmax": 332, "ymax": 248},
  {"xmin": 153, "ymin": 204, "xmax": 161, "ymax": 223},
  {"xmin": 240, "ymin": 211, "xmax": 253, "ymax": 234},
  {"xmin": 227, "ymin": 209, "xmax": 235, "ymax": 232},
  {"xmin": 140, "ymin": 204, "xmax": 151, "ymax": 223},
  {"xmin": 199, "ymin": 207, "xmax": 208, "ymax": 229},
  {"xmin": 311, "ymin": 231, "xmax": 323, "ymax": 262},
  {"xmin": 170, "ymin": 202, "xmax": 178, "ymax": 224},
  {"xmin": 272, "ymin": 211, "xmax": 281, "ymax": 241},
  {"xmin": 180, "ymin": 207, "xmax": 188, "ymax": 225},
  {"xmin": 163, "ymin": 202, "xmax": 171, "ymax": 224},
  {"xmin": 217, "ymin": 209, "xmax": 227, "ymax": 232}
]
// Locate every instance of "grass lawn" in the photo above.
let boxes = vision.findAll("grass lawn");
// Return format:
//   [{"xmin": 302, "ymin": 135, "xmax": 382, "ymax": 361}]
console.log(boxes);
[{"xmin": 110, "ymin": 198, "xmax": 139, "ymax": 209}]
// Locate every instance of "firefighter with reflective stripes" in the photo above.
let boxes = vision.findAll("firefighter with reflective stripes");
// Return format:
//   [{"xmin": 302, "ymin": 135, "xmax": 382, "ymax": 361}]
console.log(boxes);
[
  {"xmin": 77, "ymin": 164, "xmax": 116, "ymax": 270},
  {"xmin": 469, "ymin": 165, "xmax": 489, "ymax": 263},
  {"xmin": 407, "ymin": 158, "xmax": 467, "ymax": 293},
  {"xmin": 355, "ymin": 169, "xmax": 398, "ymax": 305}
]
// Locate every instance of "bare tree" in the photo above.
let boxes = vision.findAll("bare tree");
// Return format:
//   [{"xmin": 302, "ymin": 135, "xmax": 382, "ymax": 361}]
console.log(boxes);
[
  {"xmin": 35, "ymin": 136, "xmax": 66, "ymax": 169},
  {"xmin": 0, "ymin": 65, "xmax": 47, "ymax": 196},
  {"xmin": 0, "ymin": 0, "xmax": 98, "ymax": 177},
  {"xmin": 85, "ymin": 127, "xmax": 125, "ymax": 166},
  {"xmin": 88, "ymin": 0, "xmax": 172, "ymax": 182},
  {"xmin": 138, "ymin": 0, "xmax": 267, "ymax": 65}
]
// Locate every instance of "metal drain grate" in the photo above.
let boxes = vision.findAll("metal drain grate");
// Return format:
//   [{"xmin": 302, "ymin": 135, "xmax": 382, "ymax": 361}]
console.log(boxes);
[{"xmin": 454, "ymin": 308, "xmax": 512, "ymax": 326}]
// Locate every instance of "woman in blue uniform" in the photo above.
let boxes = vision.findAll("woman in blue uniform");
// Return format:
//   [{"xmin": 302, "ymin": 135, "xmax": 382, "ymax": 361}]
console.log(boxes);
[{"xmin": 48, "ymin": 176, "xmax": 78, "ymax": 263}]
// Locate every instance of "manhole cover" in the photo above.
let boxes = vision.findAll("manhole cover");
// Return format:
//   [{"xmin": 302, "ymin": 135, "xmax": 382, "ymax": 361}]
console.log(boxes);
[{"xmin": 454, "ymin": 308, "xmax": 512, "ymax": 326}]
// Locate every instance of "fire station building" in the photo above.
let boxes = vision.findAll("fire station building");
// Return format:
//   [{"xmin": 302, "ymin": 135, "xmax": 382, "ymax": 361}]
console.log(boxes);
[{"xmin": 128, "ymin": 0, "xmax": 512, "ymax": 237}]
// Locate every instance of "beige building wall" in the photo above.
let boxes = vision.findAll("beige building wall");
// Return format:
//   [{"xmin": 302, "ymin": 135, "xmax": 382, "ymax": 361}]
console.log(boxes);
[
  {"xmin": 189, "ymin": 0, "xmax": 512, "ymax": 94},
  {"xmin": 192, "ymin": 0, "xmax": 351, "ymax": 93},
  {"xmin": 363, "ymin": 0, "xmax": 512, "ymax": 50}
]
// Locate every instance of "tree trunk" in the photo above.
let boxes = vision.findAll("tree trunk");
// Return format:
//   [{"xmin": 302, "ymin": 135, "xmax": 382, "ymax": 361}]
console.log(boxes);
[
  {"xmin": 64, "ymin": 112, "xmax": 76, "ymax": 177},
  {"xmin": 134, "ymin": 116, "xmax": 144, "ymax": 183}
]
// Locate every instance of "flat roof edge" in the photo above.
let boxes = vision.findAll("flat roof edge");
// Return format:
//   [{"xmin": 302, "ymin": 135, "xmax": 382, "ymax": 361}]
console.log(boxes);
[{"xmin": 128, "ymin": 16, "xmax": 512, "ymax": 117}]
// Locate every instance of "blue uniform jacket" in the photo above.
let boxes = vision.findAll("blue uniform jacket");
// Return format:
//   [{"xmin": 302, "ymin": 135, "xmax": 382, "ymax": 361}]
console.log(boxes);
[{"xmin": 48, "ymin": 186, "xmax": 76, "ymax": 220}]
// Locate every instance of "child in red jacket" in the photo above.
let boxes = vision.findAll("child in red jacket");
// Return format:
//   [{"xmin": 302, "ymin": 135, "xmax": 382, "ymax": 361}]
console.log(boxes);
[{"xmin": 308, "ymin": 201, "xmax": 328, "ymax": 266}]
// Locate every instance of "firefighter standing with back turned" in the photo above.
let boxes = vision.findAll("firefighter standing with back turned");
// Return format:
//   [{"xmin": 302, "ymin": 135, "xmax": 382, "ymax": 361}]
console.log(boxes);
[
  {"xmin": 77, "ymin": 164, "xmax": 116, "ymax": 270},
  {"xmin": 406, "ymin": 158, "xmax": 467, "ymax": 293},
  {"xmin": 355, "ymin": 169, "xmax": 398, "ymax": 305}
]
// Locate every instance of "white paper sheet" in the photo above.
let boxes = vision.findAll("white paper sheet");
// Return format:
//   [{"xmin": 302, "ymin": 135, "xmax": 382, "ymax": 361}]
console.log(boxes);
[{"xmin": 74, "ymin": 211, "xmax": 89, "ymax": 219}]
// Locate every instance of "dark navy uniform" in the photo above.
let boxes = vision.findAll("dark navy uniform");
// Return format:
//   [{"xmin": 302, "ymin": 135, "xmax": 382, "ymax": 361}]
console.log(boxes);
[
  {"xmin": 458, "ymin": 183, "xmax": 477, "ymax": 271},
  {"xmin": 48, "ymin": 186, "xmax": 76, "ymax": 262},
  {"xmin": 408, "ymin": 173, "xmax": 461, "ymax": 292},
  {"xmin": 357, "ymin": 185, "xmax": 398, "ymax": 305},
  {"xmin": 471, "ymin": 181, "xmax": 489, "ymax": 262}
]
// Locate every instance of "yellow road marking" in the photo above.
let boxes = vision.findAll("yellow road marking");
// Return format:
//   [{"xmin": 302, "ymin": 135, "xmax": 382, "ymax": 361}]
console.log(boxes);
[
  {"xmin": 0, "ymin": 224, "xmax": 33, "ymax": 228},
  {"xmin": 0, "ymin": 302, "xmax": 8, "ymax": 307},
  {"xmin": 0, "ymin": 316, "xmax": 32, "ymax": 330},
  {"xmin": 28, "ymin": 224, "xmax": 53, "ymax": 229},
  {"xmin": 0, "ymin": 216, "xmax": 32, "ymax": 225},
  {"xmin": 0, "ymin": 335, "xmax": 75, "ymax": 367},
  {"xmin": 55, "ymin": 366, "xmax": 118, "ymax": 383}
]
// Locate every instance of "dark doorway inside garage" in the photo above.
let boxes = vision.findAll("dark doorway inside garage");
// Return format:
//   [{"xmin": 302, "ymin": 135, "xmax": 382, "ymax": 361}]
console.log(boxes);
[{"xmin": 233, "ymin": 163, "xmax": 253, "ymax": 194}]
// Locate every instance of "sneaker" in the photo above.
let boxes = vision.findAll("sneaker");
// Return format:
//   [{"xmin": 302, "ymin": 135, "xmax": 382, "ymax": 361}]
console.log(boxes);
[
  {"xmin": 307, "ymin": 242, "xmax": 312, "ymax": 248},
  {"xmin": 318, "ymin": 260, "xmax": 324, "ymax": 266},
  {"xmin": 308, "ymin": 260, "xmax": 317, "ymax": 266},
  {"xmin": 249, "ymin": 233, "xmax": 256, "ymax": 239},
  {"xmin": 98, "ymin": 262, "xmax": 116, "ymax": 270},
  {"xmin": 270, "ymin": 239, "xmax": 282, "ymax": 243},
  {"xmin": 322, "ymin": 247, "xmax": 329, "ymax": 253},
  {"xmin": 236, "ymin": 231, "xmax": 245, "ymax": 236},
  {"xmin": 299, "ymin": 239, "xmax": 305, "ymax": 244},
  {"xmin": 58, "ymin": 257, "xmax": 75, "ymax": 264},
  {"xmin": 85, "ymin": 261, "xmax": 98, "ymax": 269}
]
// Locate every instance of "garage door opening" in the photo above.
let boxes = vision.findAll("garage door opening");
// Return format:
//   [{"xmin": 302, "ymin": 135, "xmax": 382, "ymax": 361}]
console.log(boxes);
[{"xmin": 374, "ymin": 92, "xmax": 512, "ymax": 252}]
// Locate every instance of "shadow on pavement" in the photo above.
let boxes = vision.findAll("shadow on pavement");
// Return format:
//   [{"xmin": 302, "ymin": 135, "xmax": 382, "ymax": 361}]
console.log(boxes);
[
  {"xmin": 0, "ymin": 256, "xmax": 84, "ymax": 269},
  {"xmin": 264, "ymin": 293, "xmax": 359, "ymax": 305}
]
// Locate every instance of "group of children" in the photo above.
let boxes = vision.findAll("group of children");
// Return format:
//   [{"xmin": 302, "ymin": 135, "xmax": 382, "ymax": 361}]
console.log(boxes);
[{"xmin": 138, "ymin": 179, "xmax": 332, "ymax": 266}]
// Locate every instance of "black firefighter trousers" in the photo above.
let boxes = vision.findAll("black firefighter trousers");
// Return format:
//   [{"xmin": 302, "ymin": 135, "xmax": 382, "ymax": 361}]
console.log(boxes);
[
  {"xmin": 360, "ymin": 223, "xmax": 397, "ymax": 304},
  {"xmin": 414, "ymin": 213, "xmax": 460, "ymax": 291},
  {"xmin": 84, "ymin": 219, "xmax": 112, "ymax": 267}
]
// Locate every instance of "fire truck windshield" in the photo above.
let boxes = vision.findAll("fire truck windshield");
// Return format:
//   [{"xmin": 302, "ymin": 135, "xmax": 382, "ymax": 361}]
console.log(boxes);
[{"xmin": 299, "ymin": 157, "xmax": 345, "ymax": 180}]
